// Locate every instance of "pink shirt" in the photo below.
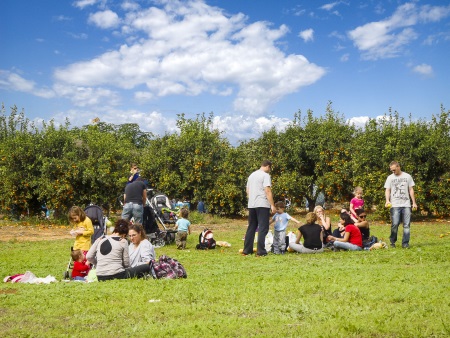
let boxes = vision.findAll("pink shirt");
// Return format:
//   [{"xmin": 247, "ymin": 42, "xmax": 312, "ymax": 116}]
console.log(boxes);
[{"xmin": 350, "ymin": 197, "xmax": 364, "ymax": 217}]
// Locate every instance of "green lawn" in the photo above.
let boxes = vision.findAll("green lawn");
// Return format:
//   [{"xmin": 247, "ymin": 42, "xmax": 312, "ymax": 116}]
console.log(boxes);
[{"xmin": 1, "ymin": 219, "xmax": 449, "ymax": 337}]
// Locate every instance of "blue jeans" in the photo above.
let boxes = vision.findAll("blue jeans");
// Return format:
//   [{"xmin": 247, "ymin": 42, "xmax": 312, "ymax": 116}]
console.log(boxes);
[
  {"xmin": 121, "ymin": 202, "xmax": 143, "ymax": 224},
  {"xmin": 390, "ymin": 207, "xmax": 411, "ymax": 246},
  {"xmin": 333, "ymin": 241, "xmax": 362, "ymax": 251}
]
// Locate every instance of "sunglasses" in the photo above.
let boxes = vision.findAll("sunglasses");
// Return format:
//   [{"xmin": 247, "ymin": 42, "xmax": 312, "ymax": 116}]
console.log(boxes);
[{"xmin": 359, "ymin": 215, "xmax": 367, "ymax": 218}]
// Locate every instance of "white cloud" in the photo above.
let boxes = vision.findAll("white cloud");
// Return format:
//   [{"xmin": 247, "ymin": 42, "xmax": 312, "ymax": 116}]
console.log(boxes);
[
  {"xmin": 299, "ymin": 28, "xmax": 314, "ymax": 42},
  {"xmin": 53, "ymin": 83, "xmax": 120, "ymax": 107},
  {"xmin": 122, "ymin": 1, "xmax": 140, "ymax": 11},
  {"xmin": 348, "ymin": 3, "xmax": 450, "ymax": 60},
  {"xmin": 347, "ymin": 116, "xmax": 370, "ymax": 128},
  {"xmin": 419, "ymin": 4, "xmax": 450, "ymax": 22},
  {"xmin": 55, "ymin": 0, "xmax": 326, "ymax": 116},
  {"xmin": 73, "ymin": 0, "xmax": 97, "ymax": 9},
  {"xmin": 320, "ymin": 1, "xmax": 346, "ymax": 16},
  {"xmin": 340, "ymin": 53, "xmax": 349, "ymax": 62},
  {"xmin": 52, "ymin": 108, "xmax": 178, "ymax": 136},
  {"xmin": 0, "ymin": 71, "xmax": 55, "ymax": 98},
  {"xmin": 134, "ymin": 91, "xmax": 154, "ymax": 102},
  {"xmin": 412, "ymin": 63, "xmax": 433, "ymax": 76},
  {"xmin": 68, "ymin": 32, "xmax": 88, "ymax": 39},
  {"xmin": 88, "ymin": 10, "xmax": 120, "ymax": 29},
  {"xmin": 321, "ymin": 2, "xmax": 340, "ymax": 11},
  {"xmin": 211, "ymin": 114, "xmax": 291, "ymax": 143},
  {"xmin": 54, "ymin": 15, "xmax": 71, "ymax": 22},
  {"xmin": 291, "ymin": 7, "xmax": 306, "ymax": 17}
]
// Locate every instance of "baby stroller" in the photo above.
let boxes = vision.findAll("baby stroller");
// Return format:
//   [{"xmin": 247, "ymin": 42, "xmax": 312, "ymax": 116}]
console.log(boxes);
[
  {"xmin": 63, "ymin": 204, "xmax": 107, "ymax": 280},
  {"xmin": 85, "ymin": 204, "xmax": 107, "ymax": 244},
  {"xmin": 142, "ymin": 189, "xmax": 178, "ymax": 248}
]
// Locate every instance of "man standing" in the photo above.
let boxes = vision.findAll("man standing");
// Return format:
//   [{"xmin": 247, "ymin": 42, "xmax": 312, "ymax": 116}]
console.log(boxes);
[
  {"xmin": 122, "ymin": 177, "xmax": 147, "ymax": 224},
  {"xmin": 243, "ymin": 160, "xmax": 276, "ymax": 256},
  {"xmin": 384, "ymin": 161, "xmax": 417, "ymax": 248}
]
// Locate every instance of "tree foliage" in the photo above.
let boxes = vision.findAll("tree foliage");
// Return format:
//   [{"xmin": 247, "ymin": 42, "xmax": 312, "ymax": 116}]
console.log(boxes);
[{"xmin": 1, "ymin": 103, "xmax": 449, "ymax": 218}]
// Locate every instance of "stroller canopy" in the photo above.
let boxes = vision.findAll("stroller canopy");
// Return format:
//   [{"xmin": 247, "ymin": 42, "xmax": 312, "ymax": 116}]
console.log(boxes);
[{"xmin": 84, "ymin": 205, "xmax": 105, "ymax": 243}]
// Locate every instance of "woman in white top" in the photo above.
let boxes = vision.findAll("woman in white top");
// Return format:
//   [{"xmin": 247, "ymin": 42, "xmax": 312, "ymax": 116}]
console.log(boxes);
[
  {"xmin": 87, "ymin": 219, "xmax": 151, "ymax": 280},
  {"xmin": 128, "ymin": 223, "xmax": 156, "ymax": 267}
]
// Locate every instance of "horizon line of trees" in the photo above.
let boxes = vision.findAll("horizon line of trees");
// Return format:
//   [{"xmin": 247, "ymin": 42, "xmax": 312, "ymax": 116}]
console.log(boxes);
[{"xmin": 1, "ymin": 102, "xmax": 449, "ymax": 219}]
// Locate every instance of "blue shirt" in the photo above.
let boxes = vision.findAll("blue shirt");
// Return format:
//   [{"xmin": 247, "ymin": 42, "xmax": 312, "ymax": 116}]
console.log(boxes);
[
  {"xmin": 176, "ymin": 218, "xmax": 191, "ymax": 232},
  {"xmin": 272, "ymin": 212, "xmax": 292, "ymax": 231}
]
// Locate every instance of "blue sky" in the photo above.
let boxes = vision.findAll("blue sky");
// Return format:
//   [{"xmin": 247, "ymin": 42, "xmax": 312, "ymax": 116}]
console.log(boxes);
[{"xmin": 1, "ymin": 0, "xmax": 449, "ymax": 143}]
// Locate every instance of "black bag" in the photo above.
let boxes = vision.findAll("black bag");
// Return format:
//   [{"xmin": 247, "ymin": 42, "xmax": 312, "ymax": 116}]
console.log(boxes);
[
  {"xmin": 196, "ymin": 228, "xmax": 216, "ymax": 250},
  {"xmin": 363, "ymin": 235, "xmax": 378, "ymax": 249}
]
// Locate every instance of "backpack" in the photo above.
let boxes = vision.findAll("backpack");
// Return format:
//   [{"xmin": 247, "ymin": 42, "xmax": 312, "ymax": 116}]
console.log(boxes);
[
  {"xmin": 149, "ymin": 255, "xmax": 187, "ymax": 279},
  {"xmin": 363, "ymin": 235, "xmax": 378, "ymax": 250},
  {"xmin": 196, "ymin": 228, "xmax": 216, "ymax": 250}
]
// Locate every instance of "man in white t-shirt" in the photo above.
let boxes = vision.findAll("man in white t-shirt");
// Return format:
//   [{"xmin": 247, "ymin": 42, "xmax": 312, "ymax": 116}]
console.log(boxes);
[
  {"xmin": 384, "ymin": 161, "xmax": 417, "ymax": 248},
  {"xmin": 242, "ymin": 160, "xmax": 276, "ymax": 256}
]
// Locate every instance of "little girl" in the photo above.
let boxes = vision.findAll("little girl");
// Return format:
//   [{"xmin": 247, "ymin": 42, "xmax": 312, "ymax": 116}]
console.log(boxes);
[
  {"xmin": 68, "ymin": 206, "xmax": 94, "ymax": 256},
  {"xmin": 71, "ymin": 249, "xmax": 91, "ymax": 281},
  {"xmin": 350, "ymin": 186, "xmax": 364, "ymax": 220}
]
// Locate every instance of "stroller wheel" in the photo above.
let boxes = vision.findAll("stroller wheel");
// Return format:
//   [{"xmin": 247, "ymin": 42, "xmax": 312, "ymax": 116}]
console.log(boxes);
[
  {"xmin": 154, "ymin": 238, "xmax": 165, "ymax": 248},
  {"xmin": 165, "ymin": 232, "xmax": 176, "ymax": 244}
]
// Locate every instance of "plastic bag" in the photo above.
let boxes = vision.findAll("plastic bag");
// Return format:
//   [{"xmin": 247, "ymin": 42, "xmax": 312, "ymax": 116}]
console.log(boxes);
[
  {"xmin": 86, "ymin": 268, "xmax": 98, "ymax": 282},
  {"xmin": 265, "ymin": 230, "xmax": 273, "ymax": 252}
]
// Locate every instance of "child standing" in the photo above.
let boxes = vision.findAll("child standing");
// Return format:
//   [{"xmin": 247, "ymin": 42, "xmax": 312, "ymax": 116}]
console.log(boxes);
[
  {"xmin": 175, "ymin": 208, "xmax": 191, "ymax": 249},
  {"xmin": 71, "ymin": 249, "xmax": 91, "ymax": 281},
  {"xmin": 68, "ymin": 206, "xmax": 94, "ymax": 256},
  {"xmin": 269, "ymin": 201, "xmax": 300, "ymax": 254},
  {"xmin": 127, "ymin": 163, "xmax": 140, "ymax": 184},
  {"xmin": 350, "ymin": 186, "xmax": 364, "ymax": 220}
]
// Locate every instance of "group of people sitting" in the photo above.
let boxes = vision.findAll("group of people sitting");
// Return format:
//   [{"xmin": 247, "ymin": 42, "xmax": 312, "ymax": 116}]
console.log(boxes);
[
  {"xmin": 287, "ymin": 205, "xmax": 371, "ymax": 253},
  {"xmin": 69, "ymin": 206, "xmax": 156, "ymax": 281},
  {"xmin": 268, "ymin": 201, "xmax": 372, "ymax": 254}
]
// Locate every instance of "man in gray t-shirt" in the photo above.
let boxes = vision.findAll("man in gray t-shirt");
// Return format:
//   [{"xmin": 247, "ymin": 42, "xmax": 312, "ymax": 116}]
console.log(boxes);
[
  {"xmin": 242, "ymin": 160, "xmax": 276, "ymax": 256},
  {"xmin": 384, "ymin": 161, "xmax": 417, "ymax": 248}
]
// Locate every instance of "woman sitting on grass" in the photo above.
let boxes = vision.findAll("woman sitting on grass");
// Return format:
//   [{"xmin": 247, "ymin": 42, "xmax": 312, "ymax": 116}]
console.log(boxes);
[
  {"xmin": 327, "ymin": 209, "xmax": 363, "ymax": 251},
  {"xmin": 288, "ymin": 212, "xmax": 324, "ymax": 253},
  {"xmin": 86, "ymin": 219, "xmax": 151, "ymax": 281},
  {"xmin": 128, "ymin": 223, "xmax": 155, "ymax": 267},
  {"xmin": 354, "ymin": 209, "xmax": 370, "ymax": 241},
  {"xmin": 314, "ymin": 205, "xmax": 332, "ymax": 245}
]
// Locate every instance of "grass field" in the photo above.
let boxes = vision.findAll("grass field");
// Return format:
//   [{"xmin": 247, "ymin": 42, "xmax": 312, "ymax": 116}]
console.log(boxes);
[{"xmin": 1, "ymin": 217, "xmax": 449, "ymax": 337}]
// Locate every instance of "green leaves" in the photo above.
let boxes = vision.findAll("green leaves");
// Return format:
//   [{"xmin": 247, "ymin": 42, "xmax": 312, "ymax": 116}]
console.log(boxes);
[{"xmin": 1, "ymin": 104, "xmax": 450, "ymax": 217}]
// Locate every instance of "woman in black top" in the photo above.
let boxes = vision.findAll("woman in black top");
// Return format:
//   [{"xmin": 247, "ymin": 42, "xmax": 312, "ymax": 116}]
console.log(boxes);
[{"xmin": 288, "ymin": 212, "xmax": 323, "ymax": 253}]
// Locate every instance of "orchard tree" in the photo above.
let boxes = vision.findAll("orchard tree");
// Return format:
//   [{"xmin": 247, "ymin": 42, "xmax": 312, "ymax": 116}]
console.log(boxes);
[
  {"xmin": 270, "ymin": 103, "xmax": 355, "ymax": 211},
  {"xmin": 206, "ymin": 146, "xmax": 249, "ymax": 215},
  {"xmin": 141, "ymin": 113, "xmax": 231, "ymax": 210},
  {"xmin": 0, "ymin": 106, "xmax": 42, "ymax": 217}
]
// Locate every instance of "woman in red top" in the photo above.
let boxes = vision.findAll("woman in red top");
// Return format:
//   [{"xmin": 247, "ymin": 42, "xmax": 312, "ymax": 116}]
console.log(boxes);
[{"xmin": 327, "ymin": 209, "xmax": 363, "ymax": 251}]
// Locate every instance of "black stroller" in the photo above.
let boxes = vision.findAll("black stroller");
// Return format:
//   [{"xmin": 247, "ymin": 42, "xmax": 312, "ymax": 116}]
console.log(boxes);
[
  {"xmin": 63, "ymin": 204, "xmax": 107, "ymax": 280},
  {"xmin": 85, "ymin": 204, "xmax": 107, "ymax": 244},
  {"xmin": 143, "ymin": 189, "xmax": 178, "ymax": 248}
]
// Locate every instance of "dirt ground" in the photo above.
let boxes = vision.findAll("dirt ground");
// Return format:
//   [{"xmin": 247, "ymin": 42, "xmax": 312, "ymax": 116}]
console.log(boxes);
[
  {"xmin": 0, "ymin": 225, "xmax": 74, "ymax": 242},
  {"xmin": 0, "ymin": 220, "xmax": 248, "ymax": 243}
]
